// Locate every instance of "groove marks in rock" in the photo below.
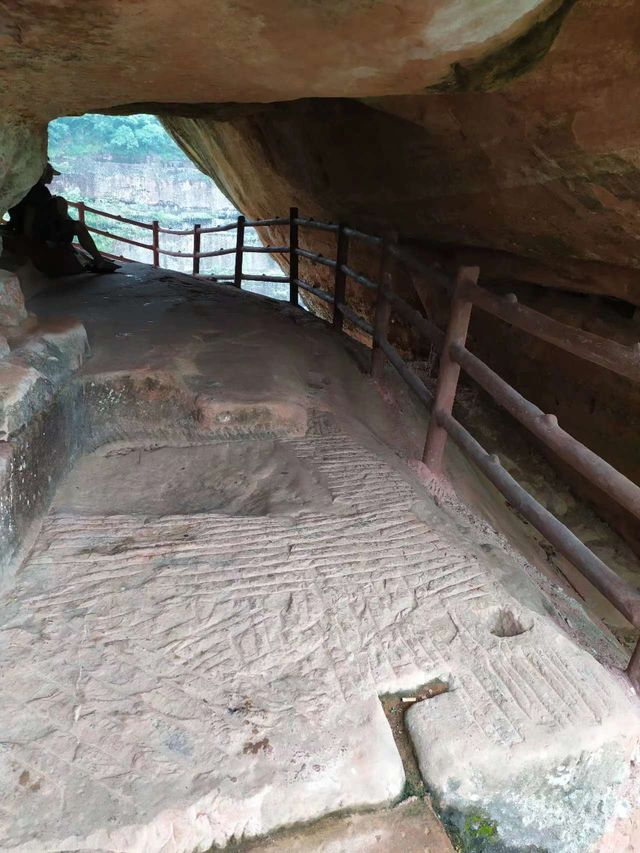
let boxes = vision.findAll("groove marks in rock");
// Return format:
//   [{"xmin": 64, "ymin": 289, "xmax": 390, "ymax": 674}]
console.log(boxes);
[{"xmin": 0, "ymin": 425, "xmax": 619, "ymax": 850}]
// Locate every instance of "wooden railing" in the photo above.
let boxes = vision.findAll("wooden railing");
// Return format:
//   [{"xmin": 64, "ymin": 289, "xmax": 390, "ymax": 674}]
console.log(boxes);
[
  {"xmin": 69, "ymin": 201, "xmax": 291, "ymax": 287},
  {"xmin": 68, "ymin": 200, "xmax": 640, "ymax": 688}
]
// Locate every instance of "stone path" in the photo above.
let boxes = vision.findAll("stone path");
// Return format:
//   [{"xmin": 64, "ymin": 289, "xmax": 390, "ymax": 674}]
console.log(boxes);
[
  {"xmin": 1, "ymin": 267, "xmax": 638, "ymax": 852},
  {"xmin": 2, "ymin": 413, "xmax": 637, "ymax": 851}
]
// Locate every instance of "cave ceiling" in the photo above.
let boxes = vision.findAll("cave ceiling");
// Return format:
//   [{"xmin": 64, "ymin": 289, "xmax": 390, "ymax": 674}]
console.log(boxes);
[{"xmin": 3, "ymin": 0, "xmax": 640, "ymax": 302}]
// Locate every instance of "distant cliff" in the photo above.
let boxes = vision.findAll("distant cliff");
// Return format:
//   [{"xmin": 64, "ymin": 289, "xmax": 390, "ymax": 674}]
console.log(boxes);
[
  {"xmin": 50, "ymin": 155, "xmax": 280, "ymax": 286},
  {"xmin": 52, "ymin": 156, "xmax": 235, "ymax": 221}
]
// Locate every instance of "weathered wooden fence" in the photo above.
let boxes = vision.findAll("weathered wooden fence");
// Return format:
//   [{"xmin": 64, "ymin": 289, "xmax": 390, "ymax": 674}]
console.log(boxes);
[{"xmin": 68, "ymin": 200, "xmax": 640, "ymax": 690}]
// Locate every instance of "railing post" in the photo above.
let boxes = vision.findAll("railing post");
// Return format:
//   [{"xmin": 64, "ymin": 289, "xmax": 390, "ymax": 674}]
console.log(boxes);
[
  {"xmin": 627, "ymin": 638, "xmax": 640, "ymax": 693},
  {"xmin": 289, "ymin": 206, "xmax": 299, "ymax": 305},
  {"xmin": 333, "ymin": 223, "xmax": 349, "ymax": 330},
  {"xmin": 422, "ymin": 266, "xmax": 479, "ymax": 475},
  {"xmin": 192, "ymin": 224, "xmax": 201, "ymax": 276},
  {"xmin": 234, "ymin": 215, "xmax": 245, "ymax": 288},
  {"xmin": 370, "ymin": 237, "xmax": 395, "ymax": 380},
  {"xmin": 152, "ymin": 220, "xmax": 160, "ymax": 268},
  {"xmin": 77, "ymin": 201, "xmax": 85, "ymax": 225}
]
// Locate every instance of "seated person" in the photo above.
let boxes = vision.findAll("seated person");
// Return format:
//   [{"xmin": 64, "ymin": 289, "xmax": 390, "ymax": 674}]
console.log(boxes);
[{"xmin": 7, "ymin": 163, "xmax": 117, "ymax": 273}]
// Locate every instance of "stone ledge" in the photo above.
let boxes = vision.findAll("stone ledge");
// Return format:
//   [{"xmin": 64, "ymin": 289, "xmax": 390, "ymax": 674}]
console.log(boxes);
[
  {"xmin": 0, "ymin": 318, "xmax": 89, "ymax": 440},
  {"xmin": 195, "ymin": 397, "xmax": 308, "ymax": 437},
  {"xmin": 0, "ymin": 361, "xmax": 52, "ymax": 441},
  {"xmin": 10, "ymin": 317, "xmax": 90, "ymax": 384}
]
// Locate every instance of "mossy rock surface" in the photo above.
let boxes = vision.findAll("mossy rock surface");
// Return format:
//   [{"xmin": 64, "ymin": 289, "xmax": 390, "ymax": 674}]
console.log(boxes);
[{"xmin": 429, "ymin": 0, "xmax": 577, "ymax": 93}]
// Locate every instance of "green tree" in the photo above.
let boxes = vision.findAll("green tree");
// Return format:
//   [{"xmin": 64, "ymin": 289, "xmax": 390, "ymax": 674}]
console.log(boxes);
[
  {"xmin": 111, "ymin": 124, "xmax": 139, "ymax": 154},
  {"xmin": 48, "ymin": 115, "xmax": 182, "ymax": 163}
]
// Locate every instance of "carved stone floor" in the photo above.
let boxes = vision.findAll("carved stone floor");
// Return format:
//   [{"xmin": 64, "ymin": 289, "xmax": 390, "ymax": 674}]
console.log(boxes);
[{"xmin": 0, "ymin": 265, "xmax": 638, "ymax": 852}]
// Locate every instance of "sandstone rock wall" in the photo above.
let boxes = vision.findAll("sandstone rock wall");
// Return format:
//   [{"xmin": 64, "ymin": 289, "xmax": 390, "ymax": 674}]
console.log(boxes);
[
  {"xmin": 162, "ymin": 82, "xmax": 640, "ymax": 553},
  {"xmin": 0, "ymin": 118, "xmax": 47, "ymax": 225}
]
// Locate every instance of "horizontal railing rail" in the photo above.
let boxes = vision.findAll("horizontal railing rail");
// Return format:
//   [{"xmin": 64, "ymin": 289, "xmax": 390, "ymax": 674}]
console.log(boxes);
[
  {"xmin": 87, "ymin": 225, "xmax": 154, "ymax": 251},
  {"xmin": 66, "ymin": 202, "xmax": 293, "ymax": 281},
  {"xmin": 458, "ymin": 277, "xmax": 640, "ymax": 381},
  {"xmin": 450, "ymin": 341, "xmax": 640, "ymax": 516},
  {"xmin": 73, "ymin": 202, "xmax": 155, "ymax": 230},
  {"xmin": 293, "ymin": 216, "xmax": 339, "ymax": 233},
  {"xmin": 49, "ymin": 198, "xmax": 640, "ymax": 689},
  {"xmin": 440, "ymin": 410, "xmax": 640, "ymax": 627},
  {"xmin": 388, "ymin": 243, "xmax": 452, "ymax": 294},
  {"xmin": 294, "ymin": 278, "xmax": 334, "ymax": 304}
]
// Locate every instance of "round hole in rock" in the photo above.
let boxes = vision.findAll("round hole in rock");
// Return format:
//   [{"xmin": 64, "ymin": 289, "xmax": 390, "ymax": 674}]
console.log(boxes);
[{"xmin": 491, "ymin": 608, "xmax": 534, "ymax": 638}]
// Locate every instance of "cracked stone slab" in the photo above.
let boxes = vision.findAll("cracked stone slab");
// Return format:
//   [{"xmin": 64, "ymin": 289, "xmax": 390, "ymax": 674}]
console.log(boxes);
[
  {"xmin": 1, "ymin": 421, "xmax": 638, "ymax": 852},
  {"xmin": 406, "ymin": 619, "xmax": 639, "ymax": 851}
]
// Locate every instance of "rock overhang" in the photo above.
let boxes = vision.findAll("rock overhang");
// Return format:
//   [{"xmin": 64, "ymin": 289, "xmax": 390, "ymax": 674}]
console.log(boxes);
[
  {"xmin": 1, "ymin": 0, "xmax": 564, "ymax": 122},
  {"xmin": 0, "ymin": 0, "xmax": 573, "ymax": 209}
]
